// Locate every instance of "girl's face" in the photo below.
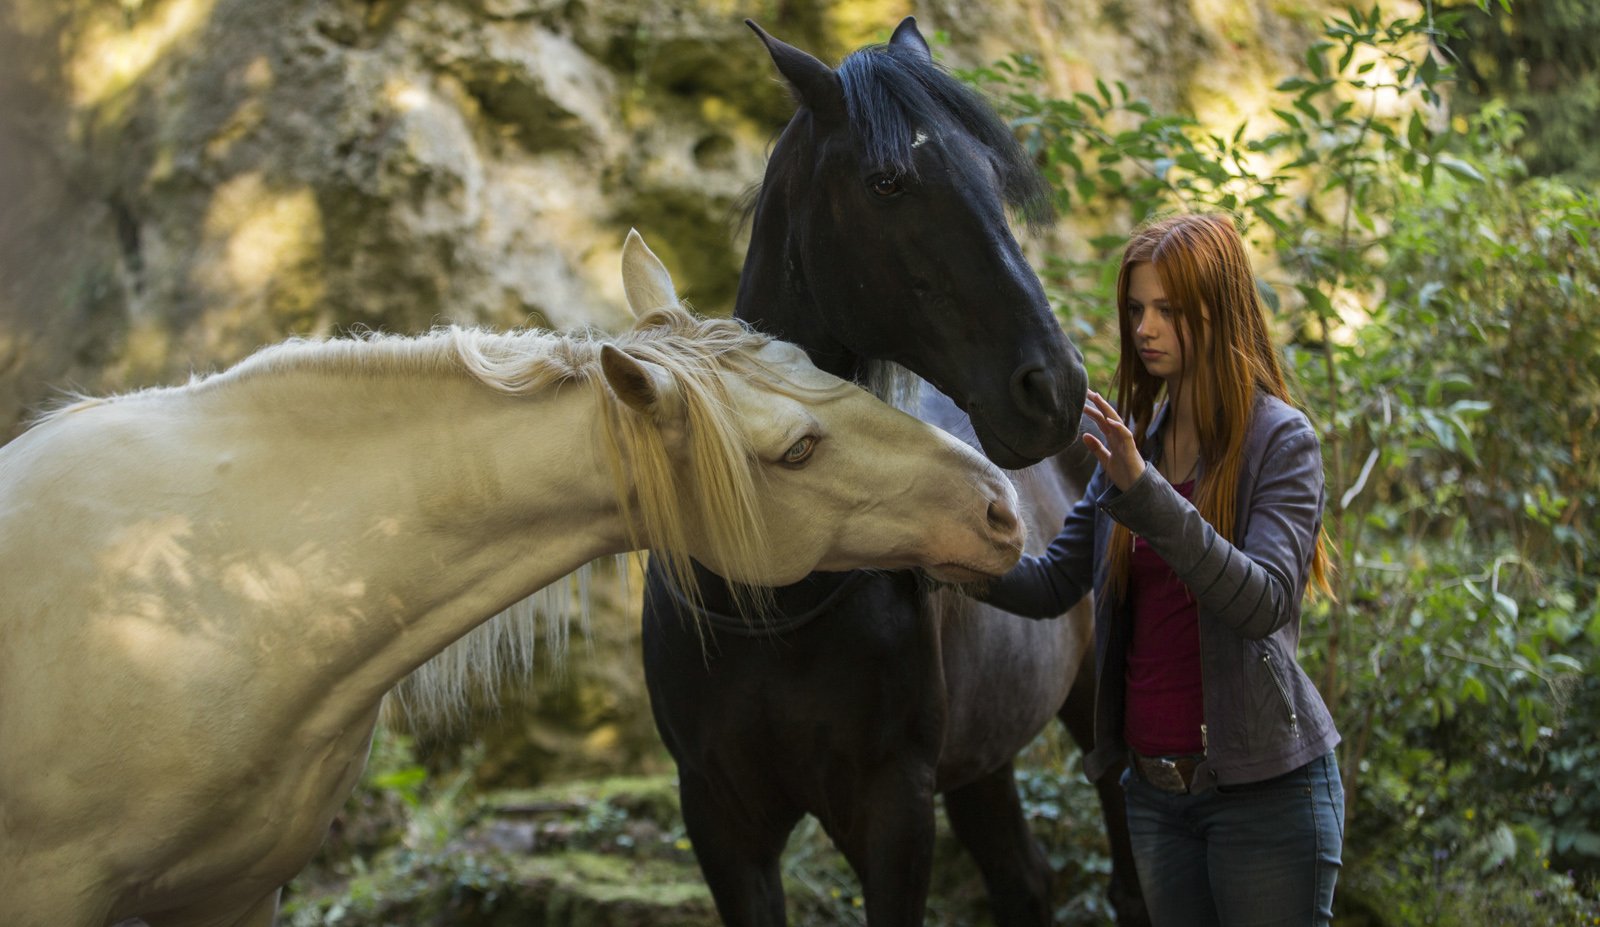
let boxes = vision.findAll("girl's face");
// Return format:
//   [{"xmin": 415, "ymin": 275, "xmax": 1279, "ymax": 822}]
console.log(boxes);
[{"xmin": 1126, "ymin": 262, "xmax": 1204, "ymax": 385}]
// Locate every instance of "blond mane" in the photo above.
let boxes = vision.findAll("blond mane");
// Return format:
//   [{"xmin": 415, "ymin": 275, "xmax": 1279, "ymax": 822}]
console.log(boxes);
[
  {"xmin": 399, "ymin": 305, "xmax": 800, "ymax": 724},
  {"xmin": 389, "ymin": 304, "xmax": 803, "ymax": 723}
]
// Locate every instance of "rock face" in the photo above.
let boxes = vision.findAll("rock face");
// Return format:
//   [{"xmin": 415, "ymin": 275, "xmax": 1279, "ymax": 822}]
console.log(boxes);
[
  {"xmin": 0, "ymin": 0, "xmax": 1328, "ymax": 437},
  {"xmin": 0, "ymin": 0, "xmax": 1324, "ymax": 782}
]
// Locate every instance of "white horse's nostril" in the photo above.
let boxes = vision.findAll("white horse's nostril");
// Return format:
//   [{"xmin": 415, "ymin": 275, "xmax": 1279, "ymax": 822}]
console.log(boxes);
[{"xmin": 987, "ymin": 498, "xmax": 1020, "ymax": 537}]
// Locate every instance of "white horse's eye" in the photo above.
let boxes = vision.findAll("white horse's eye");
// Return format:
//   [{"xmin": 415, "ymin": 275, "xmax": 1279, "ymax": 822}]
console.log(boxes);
[{"xmin": 783, "ymin": 436, "xmax": 817, "ymax": 465}]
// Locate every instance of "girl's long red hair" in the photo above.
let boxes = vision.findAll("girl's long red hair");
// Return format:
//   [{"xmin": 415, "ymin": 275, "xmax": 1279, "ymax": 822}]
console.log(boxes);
[{"xmin": 1105, "ymin": 213, "xmax": 1332, "ymax": 600}]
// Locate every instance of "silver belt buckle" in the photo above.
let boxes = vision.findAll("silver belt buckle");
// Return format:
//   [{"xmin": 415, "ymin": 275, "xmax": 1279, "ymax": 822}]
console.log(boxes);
[{"xmin": 1145, "ymin": 757, "xmax": 1189, "ymax": 793}]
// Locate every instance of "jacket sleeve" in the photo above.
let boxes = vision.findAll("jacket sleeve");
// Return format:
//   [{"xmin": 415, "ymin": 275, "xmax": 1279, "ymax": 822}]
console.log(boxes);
[
  {"xmin": 1100, "ymin": 421, "xmax": 1325, "ymax": 639},
  {"xmin": 974, "ymin": 466, "xmax": 1106, "ymax": 619}
]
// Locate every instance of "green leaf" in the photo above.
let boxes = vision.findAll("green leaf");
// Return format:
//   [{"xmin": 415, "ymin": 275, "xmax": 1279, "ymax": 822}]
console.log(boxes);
[
  {"xmin": 1448, "ymin": 400, "xmax": 1492, "ymax": 420},
  {"xmin": 1418, "ymin": 54, "xmax": 1440, "ymax": 88},
  {"xmin": 1306, "ymin": 41, "xmax": 1332, "ymax": 80},
  {"xmin": 1576, "ymin": 833, "xmax": 1600, "ymax": 857},
  {"xmin": 1480, "ymin": 823, "xmax": 1518, "ymax": 873},
  {"xmin": 1256, "ymin": 278, "xmax": 1281, "ymax": 313},
  {"xmin": 1437, "ymin": 156, "xmax": 1485, "ymax": 183}
]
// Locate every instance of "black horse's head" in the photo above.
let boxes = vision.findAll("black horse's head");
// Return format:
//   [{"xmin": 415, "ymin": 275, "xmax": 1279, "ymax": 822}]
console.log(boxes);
[{"xmin": 738, "ymin": 17, "xmax": 1087, "ymax": 470}]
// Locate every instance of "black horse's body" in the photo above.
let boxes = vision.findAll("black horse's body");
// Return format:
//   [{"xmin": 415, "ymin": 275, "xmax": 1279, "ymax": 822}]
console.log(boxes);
[{"xmin": 641, "ymin": 19, "xmax": 1145, "ymax": 925}]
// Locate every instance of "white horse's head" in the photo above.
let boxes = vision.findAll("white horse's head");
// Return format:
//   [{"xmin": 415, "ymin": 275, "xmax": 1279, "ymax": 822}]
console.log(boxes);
[{"xmin": 598, "ymin": 230, "xmax": 1023, "ymax": 590}]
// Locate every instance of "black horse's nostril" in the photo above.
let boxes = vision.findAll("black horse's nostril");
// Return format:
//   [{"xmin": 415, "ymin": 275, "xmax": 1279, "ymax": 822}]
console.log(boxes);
[
  {"xmin": 1010, "ymin": 361, "xmax": 1088, "ymax": 434},
  {"xmin": 1009, "ymin": 364, "xmax": 1057, "ymax": 423}
]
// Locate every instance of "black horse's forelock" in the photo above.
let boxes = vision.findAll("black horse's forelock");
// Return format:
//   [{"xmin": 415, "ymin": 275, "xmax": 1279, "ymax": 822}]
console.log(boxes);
[{"xmin": 837, "ymin": 43, "xmax": 1056, "ymax": 230}]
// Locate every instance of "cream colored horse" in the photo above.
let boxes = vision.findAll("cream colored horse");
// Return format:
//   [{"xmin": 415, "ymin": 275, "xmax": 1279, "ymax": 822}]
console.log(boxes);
[{"xmin": 0, "ymin": 231, "xmax": 1023, "ymax": 927}]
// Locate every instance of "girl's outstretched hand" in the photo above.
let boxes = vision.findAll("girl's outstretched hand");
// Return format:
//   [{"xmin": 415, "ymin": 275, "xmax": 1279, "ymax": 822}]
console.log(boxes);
[{"xmin": 1082, "ymin": 391, "xmax": 1146, "ymax": 492}]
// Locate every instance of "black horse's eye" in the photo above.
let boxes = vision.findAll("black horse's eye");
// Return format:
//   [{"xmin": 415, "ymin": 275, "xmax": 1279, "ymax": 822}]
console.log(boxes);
[
  {"xmin": 782, "ymin": 436, "xmax": 817, "ymax": 465},
  {"xmin": 869, "ymin": 174, "xmax": 902, "ymax": 197}
]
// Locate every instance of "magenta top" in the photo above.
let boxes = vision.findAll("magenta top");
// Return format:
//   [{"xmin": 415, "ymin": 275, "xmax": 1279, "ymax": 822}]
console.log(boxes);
[{"xmin": 1123, "ymin": 478, "xmax": 1205, "ymax": 757}]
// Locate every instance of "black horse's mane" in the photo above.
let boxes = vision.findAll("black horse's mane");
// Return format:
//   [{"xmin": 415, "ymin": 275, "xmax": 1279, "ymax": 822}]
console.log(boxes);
[
  {"xmin": 739, "ymin": 40, "xmax": 1055, "ymax": 241},
  {"xmin": 838, "ymin": 42, "xmax": 1053, "ymax": 228}
]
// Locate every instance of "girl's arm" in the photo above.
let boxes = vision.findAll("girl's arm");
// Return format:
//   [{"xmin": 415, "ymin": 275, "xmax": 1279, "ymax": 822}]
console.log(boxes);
[
  {"xmin": 1103, "ymin": 420, "xmax": 1325, "ymax": 639},
  {"xmin": 975, "ymin": 466, "xmax": 1106, "ymax": 619}
]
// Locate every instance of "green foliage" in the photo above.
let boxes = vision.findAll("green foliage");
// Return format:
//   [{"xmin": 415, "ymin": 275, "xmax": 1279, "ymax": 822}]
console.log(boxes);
[
  {"xmin": 282, "ymin": 726, "xmax": 488, "ymax": 923},
  {"xmin": 1448, "ymin": 0, "xmax": 1600, "ymax": 180},
  {"xmin": 964, "ymin": 3, "xmax": 1600, "ymax": 923}
]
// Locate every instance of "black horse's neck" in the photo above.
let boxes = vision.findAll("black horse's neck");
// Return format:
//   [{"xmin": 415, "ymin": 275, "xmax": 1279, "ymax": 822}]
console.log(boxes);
[
  {"xmin": 733, "ymin": 201, "xmax": 861, "ymax": 382},
  {"xmin": 649, "ymin": 557, "xmax": 870, "ymax": 630},
  {"xmin": 736, "ymin": 246, "xmax": 864, "ymax": 384},
  {"xmin": 658, "ymin": 559, "xmax": 868, "ymax": 634}
]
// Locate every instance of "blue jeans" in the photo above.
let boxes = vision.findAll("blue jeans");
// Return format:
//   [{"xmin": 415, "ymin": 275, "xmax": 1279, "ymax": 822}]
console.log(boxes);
[{"xmin": 1122, "ymin": 751, "xmax": 1344, "ymax": 927}]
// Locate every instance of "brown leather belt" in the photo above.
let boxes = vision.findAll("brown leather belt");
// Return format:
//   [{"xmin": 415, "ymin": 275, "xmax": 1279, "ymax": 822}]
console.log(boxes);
[{"xmin": 1131, "ymin": 752, "xmax": 1205, "ymax": 794}]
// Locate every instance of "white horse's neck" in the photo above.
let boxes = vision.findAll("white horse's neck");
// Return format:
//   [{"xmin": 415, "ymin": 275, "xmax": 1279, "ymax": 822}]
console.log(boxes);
[
  {"xmin": 292, "ymin": 374, "xmax": 626, "ymax": 727},
  {"xmin": 47, "ymin": 361, "xmax": 629, "ymax": 739}
]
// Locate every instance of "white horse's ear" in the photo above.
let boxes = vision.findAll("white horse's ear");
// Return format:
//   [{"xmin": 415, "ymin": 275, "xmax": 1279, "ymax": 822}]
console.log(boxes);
[
  {"xmin": 600, "ymin": 343, "xmax": 678, "ymax": 418},
  {"xmin": 621, "ymin": 229, "xmax": 679, "ymax": 318}
]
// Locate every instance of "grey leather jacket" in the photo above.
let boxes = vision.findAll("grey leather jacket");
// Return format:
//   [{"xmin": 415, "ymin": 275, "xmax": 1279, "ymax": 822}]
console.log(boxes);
[{"xmin": 982, "ymin": 392, "xmax": 1339, "ymax": 788}]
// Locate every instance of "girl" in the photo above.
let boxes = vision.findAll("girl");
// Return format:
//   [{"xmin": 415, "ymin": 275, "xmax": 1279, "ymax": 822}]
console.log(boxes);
[{"xmin": 980, "ymin": 213, "xmax": 1343, "ymax": 925}]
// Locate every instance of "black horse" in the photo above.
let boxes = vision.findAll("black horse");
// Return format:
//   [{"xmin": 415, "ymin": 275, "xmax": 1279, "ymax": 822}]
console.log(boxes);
[{"xmin": 642, "ymin": 18, "xmax": 1146, "ymax": 926}]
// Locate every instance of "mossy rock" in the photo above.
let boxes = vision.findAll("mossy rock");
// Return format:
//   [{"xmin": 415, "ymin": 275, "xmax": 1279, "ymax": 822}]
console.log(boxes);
[
  {"xmin": 283, "ymin": 849, "xmax": 716, "ymax": 927},
  {"xmin": 483, "ymin": 774, "xmax": 684, "ymax": 828},
  {"xmin": 502, "ymin": 852, "xmax": 717, "ymax": 925}
]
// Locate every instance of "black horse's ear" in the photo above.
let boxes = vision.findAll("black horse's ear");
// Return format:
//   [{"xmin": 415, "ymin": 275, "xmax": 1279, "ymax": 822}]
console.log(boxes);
[
  {"xmin": 747, "ymin": 19, "xmax": 846, "ymax": 125},
  {"xmin": 888, "ymin": 17, "xmax": 932, "ymax": 62}
]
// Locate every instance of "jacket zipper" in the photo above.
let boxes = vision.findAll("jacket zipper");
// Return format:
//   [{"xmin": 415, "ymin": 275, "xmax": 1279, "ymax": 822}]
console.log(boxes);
[
  {"xmin": 1261, "ymin": 650, "xmax": 1300, "ymax": 736},
  {"xmin": 1186, "ymin": 491, "xmax": 1208, "ymax": 760},
  {"xmin": 1197, "ymin": 601, "xmax": 1209, "ymax": 758}
]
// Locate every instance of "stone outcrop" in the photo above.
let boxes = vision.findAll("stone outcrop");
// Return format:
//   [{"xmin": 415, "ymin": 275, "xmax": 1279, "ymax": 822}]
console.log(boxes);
[{"xmin": 0, "ymin": 0, "xmax": 1329, "ymax": 439}]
